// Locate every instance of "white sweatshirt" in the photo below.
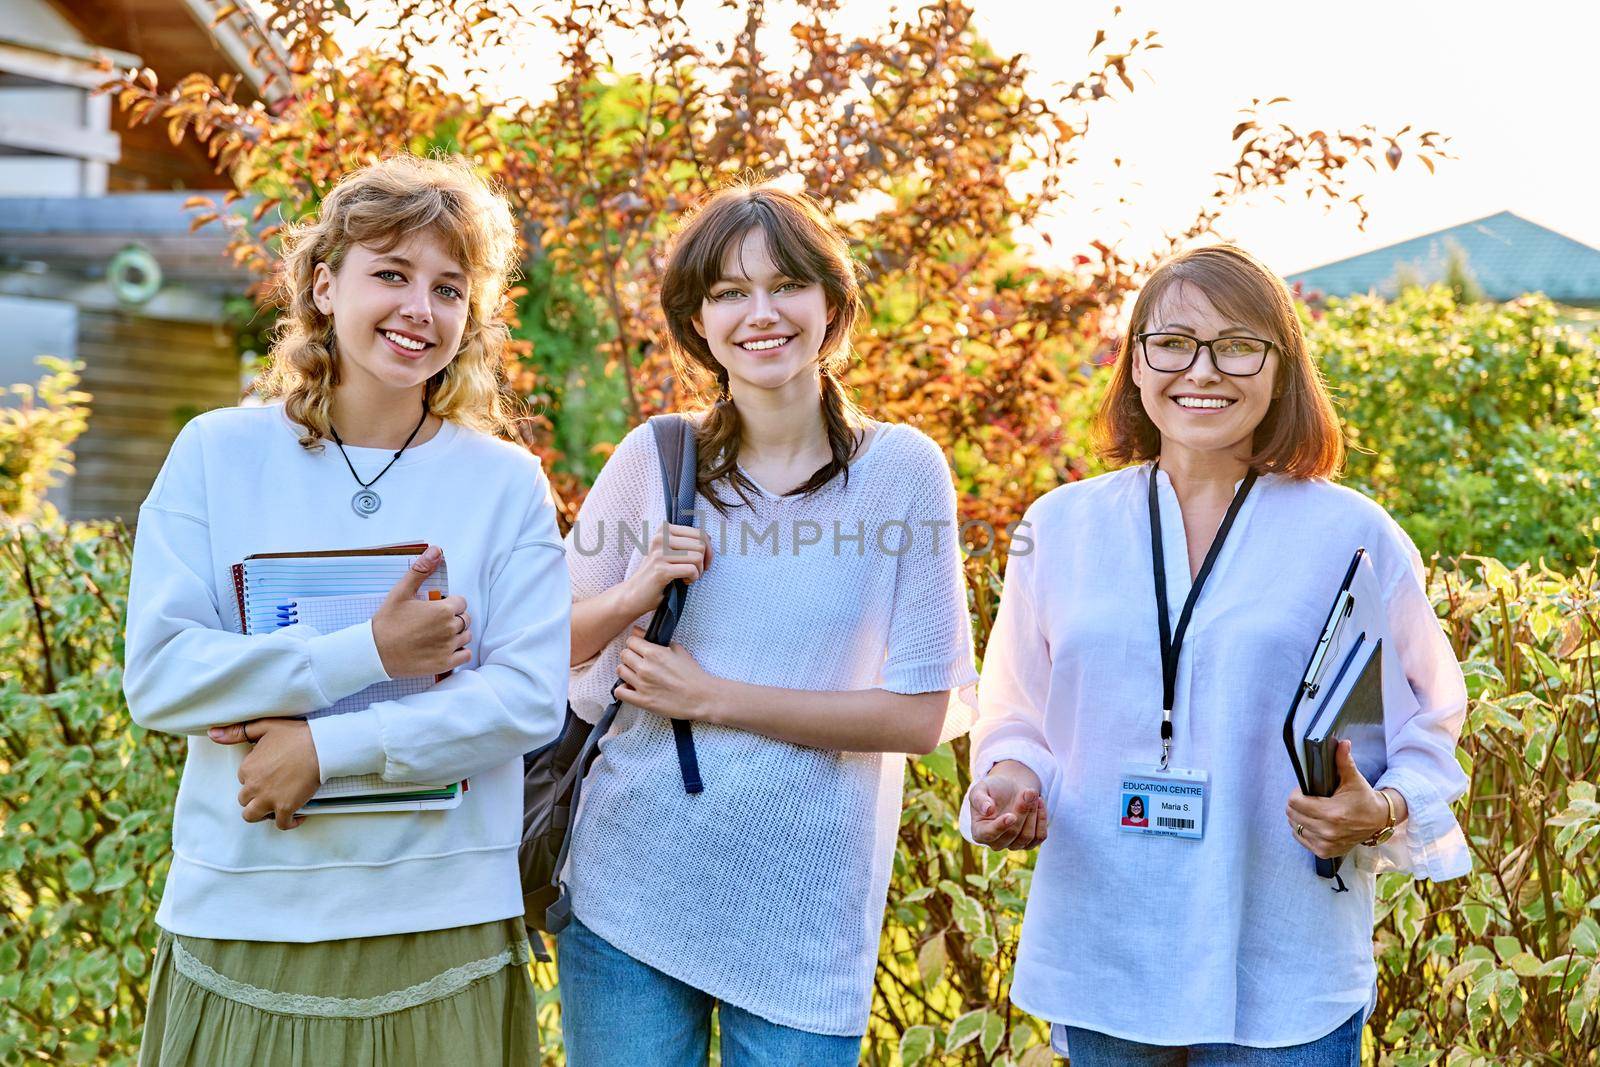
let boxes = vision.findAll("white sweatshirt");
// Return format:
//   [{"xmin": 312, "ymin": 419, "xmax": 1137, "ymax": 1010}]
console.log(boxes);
[{"xmin": 123, "ymin": 403, "xmax": 568, "ymax": 942}]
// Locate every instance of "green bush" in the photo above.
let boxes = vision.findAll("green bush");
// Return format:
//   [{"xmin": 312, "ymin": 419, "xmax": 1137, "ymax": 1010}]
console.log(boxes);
[
  {"xmin": 1362, "ymin": 556, "xmax": 1600, "ymax": 1064},
  {"xmin": 3, "ymin": 522, "xmax": 1596, "ymax": 1065},
  {"xmin": 0, "ymin": 358, "xmax": 92, "ymax": 523},
  {"xmin": 870, "ymin": 557, "xmax": 1600, "ymax": 1067},
  {"xmin": 1306, "ymin": 288, "xmax": 1600, "ymax": 570},
  {"xmin": 0, "ymin": 523, "xmax": 181, "ymax": 1065}
]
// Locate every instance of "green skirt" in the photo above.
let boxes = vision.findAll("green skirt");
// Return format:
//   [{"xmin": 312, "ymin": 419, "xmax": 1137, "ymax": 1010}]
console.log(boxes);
[{"xmin": 139, "ymin": 919, "xmax": 539, "ymax": 1067}]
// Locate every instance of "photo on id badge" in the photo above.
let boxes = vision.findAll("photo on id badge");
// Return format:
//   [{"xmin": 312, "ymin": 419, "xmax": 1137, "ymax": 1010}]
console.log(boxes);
[{"xmin": 1121, "ymin": 793, "xmax": 1149, "ymax": 828}]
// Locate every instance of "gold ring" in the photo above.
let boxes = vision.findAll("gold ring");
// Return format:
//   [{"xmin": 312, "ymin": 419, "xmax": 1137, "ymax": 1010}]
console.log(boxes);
[{"xmin": 1294, "ymin": 822, "xmax": 1306, "ymax": 837}]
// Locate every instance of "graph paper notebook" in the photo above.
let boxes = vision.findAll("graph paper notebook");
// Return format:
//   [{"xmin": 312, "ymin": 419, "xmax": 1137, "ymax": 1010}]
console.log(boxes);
[{"xmin": 228, "ymin": 543, "xmax": 464, "ymax": 815}]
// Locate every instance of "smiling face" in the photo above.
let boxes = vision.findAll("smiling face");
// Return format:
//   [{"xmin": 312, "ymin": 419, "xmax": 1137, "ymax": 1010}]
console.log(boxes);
[
  {"xmin": 691, "ymin": 227, "xmax": 836, "ymax": 399},
  {"xmin": 312, "ymin": 228, "xmax": 471, "ymax": 397},
  {"xmin": 1132, "ymin": 280, "xmax": 1279, "ymax": 461}
]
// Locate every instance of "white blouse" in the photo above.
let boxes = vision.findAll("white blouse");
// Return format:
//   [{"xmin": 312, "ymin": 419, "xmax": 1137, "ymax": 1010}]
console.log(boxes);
[{"xmin": 961, "ymin": 463, "xmax": 1469, "ymax": 1048}]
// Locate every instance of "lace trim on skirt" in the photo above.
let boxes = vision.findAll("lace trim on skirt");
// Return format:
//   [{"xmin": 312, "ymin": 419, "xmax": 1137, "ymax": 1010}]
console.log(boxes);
[{"xmin": 170, "ymin": 936, "xmax": 532, "ymax": 1019}]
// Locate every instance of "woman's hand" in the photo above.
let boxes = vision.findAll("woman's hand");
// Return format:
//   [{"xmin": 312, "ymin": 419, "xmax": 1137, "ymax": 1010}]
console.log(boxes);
[
  {"xmin": 969, "ymin": 759, "xmax": 1049, "ymax": 851},
  {"xmin": 209, "ymin": 718, "xmax": 322, "ymax": 830},
  {"xmin": 1286, "ymin": 739, "xmax": 1402, "ymax": 858},
  {"xmin": 619, "ymin": 524, "xmax": 712, "ymax": 617},
  {"xmin": 615, "ymin": 626, "xmax": 723, "ymax": 721},
  {"xmin": 371, "ymin": 546, "xmax": 471, "ymax": 677}
]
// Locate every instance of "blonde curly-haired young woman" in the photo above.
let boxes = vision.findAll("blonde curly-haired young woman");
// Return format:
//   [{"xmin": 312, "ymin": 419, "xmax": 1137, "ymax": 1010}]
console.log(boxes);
[{"xmin": 124, "ymin": 155, "xmax": 568, "ymax": 1067}]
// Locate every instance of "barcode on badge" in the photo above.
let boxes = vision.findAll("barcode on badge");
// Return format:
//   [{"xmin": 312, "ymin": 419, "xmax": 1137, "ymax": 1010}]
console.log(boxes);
[{"xmin": 1157, "ymin": 817, "xmax": 1195, "ymax": 829}]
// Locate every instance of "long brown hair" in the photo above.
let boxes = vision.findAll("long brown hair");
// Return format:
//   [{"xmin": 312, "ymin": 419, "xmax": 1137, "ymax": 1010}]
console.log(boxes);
[
  {"xmin": 1094, "ymin": 244, "xmax": 1345, "ymax": 479},
  {"xmin": 660, "ymin": 182, "xmax": 866, "ymax": 510},
  {"xmin": 254, "ymin": 154, "xmax": 521, "ymax": 449}
]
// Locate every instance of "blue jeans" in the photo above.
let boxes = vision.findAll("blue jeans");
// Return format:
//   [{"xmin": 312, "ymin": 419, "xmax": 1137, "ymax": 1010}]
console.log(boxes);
[
  {"xmin": 556, "ymin": 915, "xmax": 863, "ymax": 1067},
  {"xmin": 1061, "ymin": 1009, "xmax": 1364, "ymax": 1066}
]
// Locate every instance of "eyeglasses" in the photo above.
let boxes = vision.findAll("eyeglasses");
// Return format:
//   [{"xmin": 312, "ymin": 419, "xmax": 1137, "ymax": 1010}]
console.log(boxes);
[{"xmin": 1136, "ymin": 332, "xmax": 1275, "ymax": 377}]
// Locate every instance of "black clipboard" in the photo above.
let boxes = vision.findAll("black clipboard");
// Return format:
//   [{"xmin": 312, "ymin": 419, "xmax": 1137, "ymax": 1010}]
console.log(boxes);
[{"xmin": 1282, "ymin": 548, "xmax": 1390, "ymax": 886}]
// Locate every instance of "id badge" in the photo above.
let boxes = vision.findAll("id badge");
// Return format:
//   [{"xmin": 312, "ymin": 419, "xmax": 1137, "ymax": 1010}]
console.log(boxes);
[{"xmin": 1117, "ymin": 763, "xmax": 1208, "ymax": 840}]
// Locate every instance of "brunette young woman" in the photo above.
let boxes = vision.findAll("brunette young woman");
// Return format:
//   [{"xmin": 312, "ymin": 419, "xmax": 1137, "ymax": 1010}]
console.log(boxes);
[
  {"xmin": 964, "ymin": 245, "xmax": 1469, "ymax": 1066},
  {"xmin": 123, "ymin": 155, "xmax": 569, "ymax": 1066},
  {"xmin": 556, "ymin": 183, "xmax": 978, "ymax": 1065}
]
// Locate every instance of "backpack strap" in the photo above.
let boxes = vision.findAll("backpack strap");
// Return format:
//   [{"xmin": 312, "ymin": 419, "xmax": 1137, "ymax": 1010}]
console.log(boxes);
[
  {"xmin": 648, "ymin": 414, "xmax": 704, "ymax": 794},
  {"xmin": 545, "ymin": 415, "xmax": 705, "ymax": 934}
]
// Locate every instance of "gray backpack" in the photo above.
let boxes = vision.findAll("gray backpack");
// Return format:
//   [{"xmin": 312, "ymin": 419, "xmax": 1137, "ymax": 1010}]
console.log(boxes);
[{"xmin": 519, "ymin": 415, "xmax": 703, "ymax": 952}]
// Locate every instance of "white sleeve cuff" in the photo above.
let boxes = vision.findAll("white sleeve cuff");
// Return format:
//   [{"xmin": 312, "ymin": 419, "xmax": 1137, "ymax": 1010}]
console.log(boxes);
[
  {"xmin": 306, "ymin": 621, "xmax": 391, "ymax": 704},
  {"xmin": 1373, "ymin": 765, "xmax": 1471, "ymax": 881},
  {"xmin": 976, "ymin": 738, "xmax": 1059, "ymax": 810},
  {"xmin": 307, "ymin": 711, "xmax": 386, "ymax": 782}
]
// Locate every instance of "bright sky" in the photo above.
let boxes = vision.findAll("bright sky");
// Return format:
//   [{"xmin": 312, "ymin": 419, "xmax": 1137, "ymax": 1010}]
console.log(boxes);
[{"xmin": 337, "ymin": 0, "xmax": 1600, "ymax": 276}]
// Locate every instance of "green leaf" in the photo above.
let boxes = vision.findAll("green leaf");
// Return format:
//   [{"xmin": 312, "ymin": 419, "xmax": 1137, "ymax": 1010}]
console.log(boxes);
[
  {"xmin": 1583, "ymin": 957, "xmax": 1600, "ymax": 1010},
  {"xmin": 1572, "ymin": 917, "xmax": 1600, "ymax": 957},
  {"xmin": 898, "ymin": 1025, "xmax": 936, "ymax": 1066},
  {"xmin": 121, "ymin": 944, "xmax": 147, "ymax": 977},
  {"xmin": 64, "ymin": 858, "xmax": 94, "ymax": 893},
  {"xmin": 1496, "ymin": 971, "xmax": 1525, "ymax": 1027},
  {"xmin": 982, "ymin": 846, "xmax": 1006, "ymax": 878},
  {"xmin": 916, "ymin": 934, "xmax": 947, "ymax": 989},
  {"xmin": 1537, "ymin": 953, "xmax": 1576, "ymax": 977},
  {"xmin": 1443, "ymin": 957, "xmax": 1490, "ymax": 996},
  {"xmin": 1506, "ymin": 951, "xmax": 1542, "ymax": 977},
  {"xmin": 980, "ymin": 1008, "xmax": 1004, "ymax": 1058},
  {"xmin": 917, "ymin": 744, "xmax": 957, "ymax": 784},
  {"xmin": 947, "ymin": 1008, "xmax": 988, "ymax": 1051},
  {"xmin": 1492, "ymin": 935, "xmax": 1522, "ymax": 962},
  {"xmin": 948, "ymin": 889, "xmax": 987, "ymax": 938},
  {"xmin": 1381, "ymin": 1008, "xmax": 1423, "ymax": 1042},
  {"xmin": 1570, "ymin": 962, "xmax": 1600, "ymax": 1036},
  {"xmin": 93, "ymin": 865, "xmax": 137, "ymax": 894},
  {"xmin": 1464, "ymin": 971, "xmax": 1494, "ymax": 1033}
]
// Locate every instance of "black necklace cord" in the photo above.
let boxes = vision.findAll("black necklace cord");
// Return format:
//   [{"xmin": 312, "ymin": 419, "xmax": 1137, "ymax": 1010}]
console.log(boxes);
[
  {"xmin": 329, "ymin": 396, "xmax": 431, "ymax": 491},
  {"xmin": 1148, "ymin": 462, "xmax": 1259, "ymax": 769}
]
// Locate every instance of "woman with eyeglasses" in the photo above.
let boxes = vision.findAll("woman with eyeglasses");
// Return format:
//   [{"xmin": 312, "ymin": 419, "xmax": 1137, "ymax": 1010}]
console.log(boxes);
[{"xmin": 962, "ymin": 245, "xmax": 1469, "ymax": 1065}]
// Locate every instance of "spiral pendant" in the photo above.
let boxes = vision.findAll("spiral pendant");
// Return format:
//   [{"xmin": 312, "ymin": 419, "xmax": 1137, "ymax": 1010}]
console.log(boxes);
[{"xmin": 351, "ymin": 488, "xmax": 381, "ymax": 517}]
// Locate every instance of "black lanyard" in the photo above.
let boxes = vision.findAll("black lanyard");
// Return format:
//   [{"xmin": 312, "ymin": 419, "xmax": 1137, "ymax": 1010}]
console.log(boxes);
[{"xmin": 1148, "ymin": 463, "xmax": 1258, "ymax": 769}]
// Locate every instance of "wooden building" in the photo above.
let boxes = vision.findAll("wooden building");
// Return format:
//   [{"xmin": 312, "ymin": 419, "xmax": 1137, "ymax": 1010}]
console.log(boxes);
[{"xmin": 0, "ymin": 0, "xmax": 285, "ymax": 520}]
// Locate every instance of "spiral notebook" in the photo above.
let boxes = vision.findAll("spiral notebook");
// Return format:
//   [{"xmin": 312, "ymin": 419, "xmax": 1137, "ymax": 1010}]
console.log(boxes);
[{"xmin": 228, "ymin": 543, "xmax": 464, "ymax": 814}]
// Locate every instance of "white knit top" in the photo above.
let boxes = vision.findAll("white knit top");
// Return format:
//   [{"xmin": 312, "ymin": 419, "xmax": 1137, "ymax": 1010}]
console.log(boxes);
[{"xmin": 563, "ymin": 418, "xmax": 978, "ymax": 1036}]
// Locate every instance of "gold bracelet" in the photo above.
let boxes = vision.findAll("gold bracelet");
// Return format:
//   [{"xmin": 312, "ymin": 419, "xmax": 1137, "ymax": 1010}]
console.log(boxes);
[{"xmin": 1362, "ymin": 789, "xmax": 1397, "ymax": 847}]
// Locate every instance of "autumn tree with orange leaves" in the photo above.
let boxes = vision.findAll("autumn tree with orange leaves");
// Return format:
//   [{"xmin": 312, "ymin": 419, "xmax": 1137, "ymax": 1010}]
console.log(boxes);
[{"xmin": 105, "ymin": 0, "xmax": 1443, "ymax": 533}]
